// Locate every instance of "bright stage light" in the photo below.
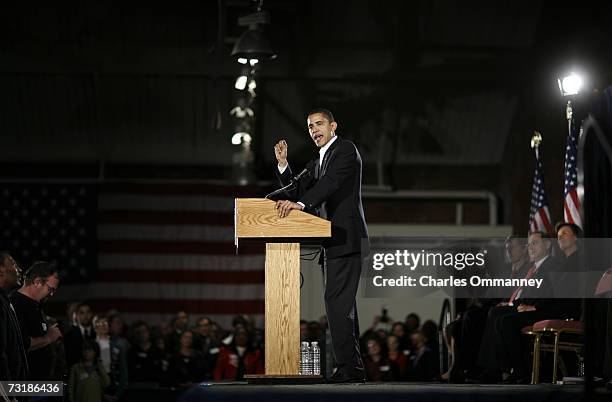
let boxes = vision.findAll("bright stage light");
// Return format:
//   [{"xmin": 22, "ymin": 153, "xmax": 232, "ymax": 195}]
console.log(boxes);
[
  {"xmin": 235, "ymin": 75, "xmax": 248, "ymax": 90},
  {"xmin": 231, "ymin": 132, "xmax": 252, "ymax": 145},
  {"xmin": 558, "ymin": 72, "xmax": 583, "ymax": 96}
]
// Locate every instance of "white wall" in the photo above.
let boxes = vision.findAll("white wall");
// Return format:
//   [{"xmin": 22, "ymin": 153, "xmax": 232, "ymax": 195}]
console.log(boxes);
[{"xmin": 300, "ymin": 224, "xmax": 512, "ymax": 332}]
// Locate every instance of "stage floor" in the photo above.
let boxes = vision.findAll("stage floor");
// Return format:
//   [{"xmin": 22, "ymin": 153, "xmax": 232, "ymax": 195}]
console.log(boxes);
[{"xmin": 178, "ymin": 382, "xmax": 611, "ymax": 402}]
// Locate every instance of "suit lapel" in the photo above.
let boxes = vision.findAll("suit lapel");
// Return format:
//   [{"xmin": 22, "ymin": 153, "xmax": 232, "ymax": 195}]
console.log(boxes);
[{"xmin": 320, "ymin": 137, "xmax": 340, "ymax": 177}]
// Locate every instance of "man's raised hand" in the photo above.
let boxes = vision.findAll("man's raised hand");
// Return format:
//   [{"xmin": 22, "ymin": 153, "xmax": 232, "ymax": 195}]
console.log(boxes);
[{"xmin": 274, "ymin": 140, "xmax": 288, "ymax": 167}]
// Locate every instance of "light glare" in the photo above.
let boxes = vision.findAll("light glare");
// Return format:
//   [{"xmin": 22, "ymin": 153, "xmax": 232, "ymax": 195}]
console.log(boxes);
[
  {"xmin": 231, "ymin": 132, "xmax": 251, "ymax": 145},
  {"xmin": 235, "ymin": 75, "xmax": 248, "ymax": 90},
  {"xmin": 559, "ymin": 73, "xmax": 583, "ymax": 96}
]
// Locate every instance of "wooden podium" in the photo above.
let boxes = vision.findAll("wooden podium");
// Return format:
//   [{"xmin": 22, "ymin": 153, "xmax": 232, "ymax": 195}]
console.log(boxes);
[{"xmin": 234, "ymin": 198, "xmax": 331, "ymax": 384}]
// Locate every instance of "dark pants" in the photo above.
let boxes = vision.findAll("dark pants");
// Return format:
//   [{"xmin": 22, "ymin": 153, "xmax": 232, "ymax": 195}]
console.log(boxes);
[
  {"xmin": 456, "ymin": 305, "xmax": 488, "ymax": 376},
  {"xmin": 478, "ymin": 305, "xmax": 549, "ymax": 375},
  {"xmin": 324, "ymin": 252, "xmax": 363, "ymax": 370}
]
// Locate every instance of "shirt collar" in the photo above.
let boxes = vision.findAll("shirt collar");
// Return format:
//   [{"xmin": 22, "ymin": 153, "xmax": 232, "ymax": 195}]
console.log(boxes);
[
  {"xmin": 534, "ymin": 255, "xmax": 549, "ymax": 269},
  {"xmin": 319, "ymin": 135, "xmax": 338, "ymax": 164}
]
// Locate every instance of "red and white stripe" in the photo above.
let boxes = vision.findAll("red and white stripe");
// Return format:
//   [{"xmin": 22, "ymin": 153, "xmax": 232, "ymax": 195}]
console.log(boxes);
[
  {"xmin": 563, "ymin": 188, "xmax": 583, "ymax": 228},
  {"xmin": 53, "ymin": 182, "xmax": 265, "ymax": 328},
  {"xmin": 530, "ymin": 205, "xmax": 554, "ymax": 235}
]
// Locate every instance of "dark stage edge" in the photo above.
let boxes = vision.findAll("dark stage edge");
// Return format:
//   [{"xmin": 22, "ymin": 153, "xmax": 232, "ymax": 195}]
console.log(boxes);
[{"xmin": 178, "ymin": 382, "xmax": 612, "ymax": 402}]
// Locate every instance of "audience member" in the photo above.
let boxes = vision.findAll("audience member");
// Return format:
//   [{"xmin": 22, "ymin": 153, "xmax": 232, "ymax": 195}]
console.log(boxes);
[
  {"xmin": 214, "ymin": 326, "xmax": 263, "ymax": 380},
  {"xmin": 167, "ymin": 330, "xmax": 208, "ymax": 386},
  {"xmin": 0, "ymin": 253, "xmax": 28, "ymax": 381},
  {"xmin": 386, "ymin": 334, "xmax": 408, "ymax": 380},
  {"xmin": 364, "ymin": 336, "xmax": 395, "ymax": 381},
  {"xmin": 128, "ymin": 321, "xmax": 165, "ymax": 383},
  {"xmin": 93, "ymin": 314, "xmax": 128, "ymax": 400},
  {"xmin": 407, "ymin": 330, "xmax": 438, "ymax": 381},
  {"xmin": 64, "ymin": 302, "xmax": 96, "ymax": 370},
  {"xmin": 10, "ymin": 261, "xmax": 62, "ymax": 380},
  {"xmin": 68, "ymin": 340, "xmax": 110, "ymax": 402}
]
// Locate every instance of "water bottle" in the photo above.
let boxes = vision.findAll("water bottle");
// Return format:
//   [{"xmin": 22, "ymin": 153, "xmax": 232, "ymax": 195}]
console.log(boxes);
[
  {"xmin": 311, "ymin": 341, "xmax": 320, "ymax": 375},
  {"xmin": 577, "ymin": 353, "xmax": 585, "ymax": 377},
  {"xmin": 300, "ymin": 341, "xmax": 311, "ymax": 375}
]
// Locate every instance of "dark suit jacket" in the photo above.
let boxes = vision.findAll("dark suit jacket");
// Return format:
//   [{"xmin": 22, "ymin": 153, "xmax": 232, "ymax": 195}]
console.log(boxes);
[
  {"xmin": 519, "ymin": 255, "xmax": 579, "ymax": 318},
  {"xmin": 276, "ymin": 137, "xmax": 369, "ymax": 259},
  {"xmin": 63, "ymin": 325, "xmax": 96, "ymax": 370}
]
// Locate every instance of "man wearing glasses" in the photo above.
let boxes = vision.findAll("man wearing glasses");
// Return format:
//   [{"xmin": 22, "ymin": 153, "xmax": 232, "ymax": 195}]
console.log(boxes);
[{"xmin": 10, "ymin": 261, "xmax": 62, "ymax": 380}]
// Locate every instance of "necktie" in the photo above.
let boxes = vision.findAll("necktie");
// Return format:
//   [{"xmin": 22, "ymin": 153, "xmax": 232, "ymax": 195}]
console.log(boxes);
[{"xmin": 508, "ymin": 264, "xmax": 537, "ymax": 304}]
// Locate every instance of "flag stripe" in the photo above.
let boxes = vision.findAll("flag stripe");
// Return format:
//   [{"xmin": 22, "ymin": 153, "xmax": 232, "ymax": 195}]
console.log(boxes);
[
  {"xmin": 538, "ymin": 207, "xmax": 553, "ymax": 234},
  {"xmin": 96, "ymin": 269, "xmax": 264, "ymax": 284},
  {"xmin": 98, "ymin": 254, "xmax": 264, "ymax": 271},
  {"xmin": 99, "ymin": 194, "xmax": 233, "ymax": 213},
  {"xmin": 46, "ymin": 299, "xmax": 264, "ymax": 315},
  {"xmin": 98, "ymin": 240, "xmax": 262, "ymax": 255},
  {"xmin": 56, "ymin": 283, "xmax": 264, "ymax": 300},
  {"xmin": 101, "ymin": 182, "xmax": 270, "ymax": 197},
  {"xmin": 98, "ymin": 224, "xmax": 234, "ymax": 241},
  {"xmin": 99, "ymin": 210, "xmax": 233, "ymax": 226},
  {"xmin": 563, "ymin": 201, "xmax": 575, "ymax": 225}
]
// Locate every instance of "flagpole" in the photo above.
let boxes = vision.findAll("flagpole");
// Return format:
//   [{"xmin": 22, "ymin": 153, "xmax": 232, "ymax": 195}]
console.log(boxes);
[{"xmin": 531, "ymin": 131, "xmax": 542, "ymax": 160}]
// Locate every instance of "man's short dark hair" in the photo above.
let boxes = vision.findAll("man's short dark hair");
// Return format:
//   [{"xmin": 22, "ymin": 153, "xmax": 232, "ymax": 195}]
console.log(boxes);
[
  {"xmin": 505, "ymin": 235, "xmax": 526, "ymax": 247},
  {"xmin": 0, "ymin": 251, "xmax": 11, "ymax": 266},
  {"xmin": 554, "ymin": 222, "xmax": 583, "ymax": 238},
  {"xmin": 528, "ymin": 230, "xmax": 551, "ymax": 240},
  {"xmin": 23, "ymin": 261, "xmax": 59, "ymax": 286},
  {"xmin": 307, "ymin": 108, "xmax": 335, "ymax": 123}
]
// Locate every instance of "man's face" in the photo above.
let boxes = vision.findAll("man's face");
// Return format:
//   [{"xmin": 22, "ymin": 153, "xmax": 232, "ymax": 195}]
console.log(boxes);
[
  {"xmin": 0, "ymin": 256, "xmax": 21, "ymax": 289},
  {"xmin": 110, "ymin": 317, "xmax": 123, "ymax": 335},
  {"xmin": 506, "ymin": 239, "xmax": 526, "ymax": 264},
  {"xmin": 35, "ymin": 273, "xmax": 59, "ymax": 303},
  {"xmin": 78, "ymin": 304, "xmax": 93, "ymax": 327},
  {"xmin": 196, "ymin": 318, "xmax": 211, "ymax": 336},
  {"xmin": 557, "ymin": 226, "xmax": 578, "ymax": 252},
  {"xmin": 528, "ymin": 233, "xmax": 550, "ymax": 262},
  {"xmin": 307, "ymin": 113, "xmax": 337, "ymax": 148},
  {"xmin": 176, "ymin": 311, "xmax": 189, "ymax": 330}
]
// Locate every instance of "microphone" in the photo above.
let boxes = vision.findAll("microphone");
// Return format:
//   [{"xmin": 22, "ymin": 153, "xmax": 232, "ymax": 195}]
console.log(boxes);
[
  {"xmin": 290, "ymin": 168, "xmax": 310, "ymax": 183},
  {"xmin": 265, "ymin": 167, "xmax": 311, "ymax": 199}
]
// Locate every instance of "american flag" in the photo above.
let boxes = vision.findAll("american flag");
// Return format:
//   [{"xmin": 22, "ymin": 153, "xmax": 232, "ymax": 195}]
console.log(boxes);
[
  {"xmin": 563, "ymin": 119, "xmax": 583, "ymax": 227},
  {"xmin": 529, "ymin": 150, "xmax": 554, "ymax": 234},
  {"xmin": 0, "ymin": 181, "xmax": 265, "ymax": 328}
]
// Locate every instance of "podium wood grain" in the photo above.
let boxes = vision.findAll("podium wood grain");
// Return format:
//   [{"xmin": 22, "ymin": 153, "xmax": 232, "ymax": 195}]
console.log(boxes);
[
  {"xmin": 235, "ymin": 198, "xmax": 330, "ymax": 239},
  {"xmin": 265, "ymin": 242, "xmax": 300, "ymax": 375}
]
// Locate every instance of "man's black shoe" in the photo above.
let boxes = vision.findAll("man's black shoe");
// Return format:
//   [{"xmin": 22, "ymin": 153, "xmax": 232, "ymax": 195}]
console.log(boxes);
[
  {"xmin": 477, "ymin": 369, "xmax": 501, "ymax": 384},
  {"xmin": 326, "ymin": 368, "xmax": 366, "ymax": 384},
  {"xmin": 502, "ymin": 370, "xmax": 530, "ymax": 385}
]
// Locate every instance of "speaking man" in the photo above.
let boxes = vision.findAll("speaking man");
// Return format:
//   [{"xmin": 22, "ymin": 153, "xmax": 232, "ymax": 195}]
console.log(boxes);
[{"xmin": 274, "ymin": 108, "xmax": 369, "ymax": 383}]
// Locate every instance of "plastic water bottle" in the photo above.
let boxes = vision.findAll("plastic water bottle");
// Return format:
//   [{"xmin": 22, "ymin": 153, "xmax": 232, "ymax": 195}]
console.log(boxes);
[
  {"xmin": 300, "ymin": 342, "xmax": 311, "ymax": 375},
  {"xmin": 577, "ymin": 354, "xmax": 585, "ymax": 377},
  {"xmin": 311, "ymin": 341, "xmax": 320, "ymax": 375}
]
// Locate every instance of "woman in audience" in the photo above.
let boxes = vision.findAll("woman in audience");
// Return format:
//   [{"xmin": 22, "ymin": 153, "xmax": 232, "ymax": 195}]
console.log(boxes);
[
  {"xmin": 93, "ymin": 314, "xmax": 128, "ymax": 401},
  {"xmin": 364, "ymin": 336, "xmax": 396, "ymax": 382},
  {"xmin": 214, "ymin": 326, "xmax": 264, "ymax": 380},
  {"xmin": 128, "ymin": 321, "xmax": 165, "ymax": 384},
  {"xmin": 166, "ymin": 330, "xmax": 209, "ymax": 387},
  {"xmin": 69, "ymin": 340, "xmax": 110, "ymax": 402},
  {"xmin": 387, "ymin": 334, "xmax": 408, "ymax": 380}
]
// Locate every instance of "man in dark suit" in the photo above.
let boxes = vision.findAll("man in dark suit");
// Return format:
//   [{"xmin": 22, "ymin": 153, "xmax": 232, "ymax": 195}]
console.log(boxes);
[
  {"xmin": 274, "ymin": 108, "xmax": 369, "ymax": 383},
  {"xmin": 477, "ymin": 231, "xmax": 562, "ymax": 383}
]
